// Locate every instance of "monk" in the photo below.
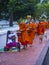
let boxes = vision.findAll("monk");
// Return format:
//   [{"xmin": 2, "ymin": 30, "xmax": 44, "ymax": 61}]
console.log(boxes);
[
  {"xmin": 37, "ymin": 20, "xmax": 46, "ymax": 43},
  {"xmin": 17, "ymin": 20, "xmax": 30, "ymax": 49},
  {"xmin": 27, "ymin": 19, "xmax": 37, "ymax": 46}
]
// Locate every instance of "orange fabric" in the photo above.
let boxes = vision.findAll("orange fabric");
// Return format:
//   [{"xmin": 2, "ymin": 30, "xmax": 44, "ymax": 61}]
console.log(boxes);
[
  {"xmin": 17, "ymin": 32, "xmax": 22, "ymax": 43},
  {"xmin": 42, "ymin": 21, "xmax": 48, "ymax": 29},
  {"xmin": 27, "ymin": 22, "xmax": 37, "ymax": 44},
  {"xmin": 37, "ymin": 22, "xmax": 46, "ymax": 35},
  {"xmin": 47, "ymin": 22, "xmax": 49, "ymax": 28},
  {"xmin": 44, "ymin": 21, "xmax": 48, "ymax": 28},
  {"xmin": 19, "ymin": 22, "xmax": 30, "ymax": 45}
]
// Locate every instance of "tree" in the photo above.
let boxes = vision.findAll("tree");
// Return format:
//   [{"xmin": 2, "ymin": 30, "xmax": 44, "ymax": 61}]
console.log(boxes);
[
  {"xmin": 0, "ymin": 0, "xmax": 40, "ymax": 21},
  {"xmin": 42, "ymin": 0, "xmax": 48, "ymax": 3},
  {"xmin": 7, "ymin": 0, "xmax": 17, "ymax": 26},
  {"xmin": 0, "ymin": 0, "xmax": 9, "ymax": 19},
  {"xmin": 44, "ymin": 2, "xmax": 49, "ymax": 18},
  {"xmin": 35, "ymin": 3, "xmax": 42, "ymax": 19},
  {"xmin": 35, "ymin": 2, "xmax": 49, "ymax": 19}
]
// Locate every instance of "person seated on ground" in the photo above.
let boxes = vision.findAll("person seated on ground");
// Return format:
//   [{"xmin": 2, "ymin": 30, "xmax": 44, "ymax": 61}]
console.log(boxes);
[{"xmin": 4, "ymin": 30, "xmax": 20, "ymax": 52}]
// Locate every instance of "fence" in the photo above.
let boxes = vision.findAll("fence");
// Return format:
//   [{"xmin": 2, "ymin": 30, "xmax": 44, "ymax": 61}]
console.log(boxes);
[{"xmin": 0, "ymin": 22, "xmax": 17, "ymax": 29}]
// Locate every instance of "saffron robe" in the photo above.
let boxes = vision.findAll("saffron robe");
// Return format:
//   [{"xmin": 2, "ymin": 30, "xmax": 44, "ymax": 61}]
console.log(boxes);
[
  {"xmin": 27, "ymin": 22, "xmax": 37, "ymax": 44},
  {"xmin": 19, "ymin": 22, "xmax": 30, "ymax": 45}
]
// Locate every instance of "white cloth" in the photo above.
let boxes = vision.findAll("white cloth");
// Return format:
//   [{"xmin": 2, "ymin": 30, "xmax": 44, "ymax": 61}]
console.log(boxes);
[
  {"xmin": 16, "ymin": 33, "xmax": 18, "ymax": 42},
  {"xmin": 7, "ymin": 39, "xmax": 13, "ymax": 44},
  {"xmin": 7, "ymin": 33, "xmax": 15, "ymax": 44},
  {"xmin": 8, "ymin": 33, "xmax": 15, "ymax": 38}
]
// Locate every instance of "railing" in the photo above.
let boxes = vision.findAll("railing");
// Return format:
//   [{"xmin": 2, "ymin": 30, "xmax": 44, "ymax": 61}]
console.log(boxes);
[
  {"xmin": 0, "ymin": 24, "xmax": 9, "ymax": 28},
  {"xmin": 0, "ymin": 23, "xmax": 17, "ymax": 29}
]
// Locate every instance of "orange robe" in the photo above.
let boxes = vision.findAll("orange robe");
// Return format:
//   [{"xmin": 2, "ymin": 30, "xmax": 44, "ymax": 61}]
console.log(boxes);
[
  {"xmin": 42, "ymin": 21, "xmax": 48, "ymax": 29},
  {"xmin": 45, "ymin": 21, "xmax": 48, "ymax": 28},
  {"xmin": 19, "ymin": 22, "xmax": 30, "ymax": 45},
  {"xmin": 48, "ymin": 22, "xmax": 49, "ymax": 28},
  {"xmin": 44, "ymin": 21, "xmax": 48, "ymax": 28},
  {"xmin": 37, "ymin": 22, "xmax": 46, "ymax": 35},
  {"xmin": 27, "ymin": 22, "xmax": 37, "ymax": 44},
  {"xmin": 47, "ymin": 22, "xmax": 49, "ymax": 28}
]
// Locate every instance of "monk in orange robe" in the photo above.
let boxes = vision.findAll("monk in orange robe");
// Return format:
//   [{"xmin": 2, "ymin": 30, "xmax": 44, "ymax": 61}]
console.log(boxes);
[
  {"xmin": 42, "ymin": 21, "xmax": 48, "ymax": 32},
  {"xmin": 37, "ymin": 21, "xmax": 46, "ymax": 43},
  {"xmin": 17, "ymin": 20, "xmax": 30, "ymax": 49},
  {"xmin": 27, "ymin": 20, "xmax": 37, "ymax": 46},
  {"xmin": 37, "ymin": 21, "xmax": 46, "ymax": 35}
]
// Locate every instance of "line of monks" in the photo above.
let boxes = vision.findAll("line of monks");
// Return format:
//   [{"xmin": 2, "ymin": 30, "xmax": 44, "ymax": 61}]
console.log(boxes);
[{"xmin": 17, "ymin": 18, "xmax": 49, "ymax": 49}]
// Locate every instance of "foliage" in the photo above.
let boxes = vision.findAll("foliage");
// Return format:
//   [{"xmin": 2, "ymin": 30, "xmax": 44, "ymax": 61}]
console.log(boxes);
[
  {"xmin": 0, "ymin": 0, "xmax": 40, "ymax": 20},
  {"xmin": 35, "ymin": 2, "xmax": 49, "ymax": 19}
]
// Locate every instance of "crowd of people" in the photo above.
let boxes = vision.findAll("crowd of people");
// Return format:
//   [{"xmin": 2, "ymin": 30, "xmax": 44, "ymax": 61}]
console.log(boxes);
[{"xmin": 4, "ymin": 15, "xmax": 49, "ymax": 52}]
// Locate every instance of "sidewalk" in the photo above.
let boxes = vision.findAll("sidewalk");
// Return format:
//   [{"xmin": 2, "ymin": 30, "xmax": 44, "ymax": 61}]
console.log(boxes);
[{"xmin": 0, "ymin": 31, "xmax": 48, "ymax": 65}]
